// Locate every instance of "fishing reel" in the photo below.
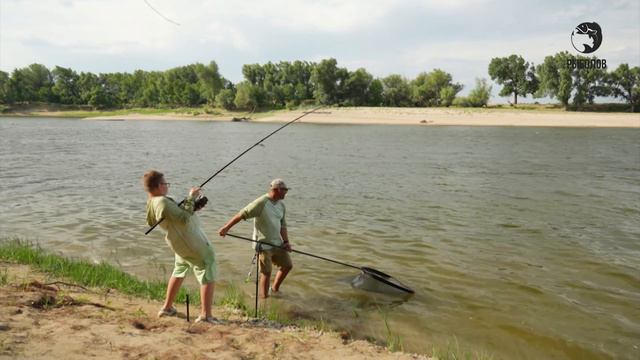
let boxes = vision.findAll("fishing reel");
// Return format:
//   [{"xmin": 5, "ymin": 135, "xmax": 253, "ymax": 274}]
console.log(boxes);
[{"xmin": 194, "ymin": 195, "xmax": 208, "ymax": 211}]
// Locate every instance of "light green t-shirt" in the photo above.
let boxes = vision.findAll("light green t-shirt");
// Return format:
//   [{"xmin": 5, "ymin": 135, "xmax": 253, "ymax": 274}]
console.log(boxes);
[
  {"xmin": 241, "ymin": 194, "xmax": 287, "ymax": 250},
  {"xmin": 146, "ymin": 195, "xmax": 213, "ymax": 267}
]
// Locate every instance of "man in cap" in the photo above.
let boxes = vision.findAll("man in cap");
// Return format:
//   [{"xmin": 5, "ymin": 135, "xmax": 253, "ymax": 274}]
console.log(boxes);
[{"xmin": 218, "ymin": 179, "xmax": 293, "ymax": 298}]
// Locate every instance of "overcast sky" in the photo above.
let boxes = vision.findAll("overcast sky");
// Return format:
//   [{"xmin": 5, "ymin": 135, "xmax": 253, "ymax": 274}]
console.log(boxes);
[{"xmin": 1, "ymin": 0, "xmax": 638, "ymax": 101}]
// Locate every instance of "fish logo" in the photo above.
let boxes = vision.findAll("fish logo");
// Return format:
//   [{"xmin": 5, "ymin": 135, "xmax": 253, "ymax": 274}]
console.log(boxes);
[{"xmin": 571, "ymin": 22, "xmax": 603, "ymax": 54}]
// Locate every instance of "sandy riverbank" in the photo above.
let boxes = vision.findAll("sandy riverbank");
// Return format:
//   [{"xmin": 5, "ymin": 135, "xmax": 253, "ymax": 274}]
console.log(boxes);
[
  {"xmin": 0, "ymin": 262, "xmax": 427, "ymax": 360},
  {"xmin": 254, "ymin": 107, "xmax": 640, "ymax": 127},
  {"xmin": 79, "ymin": 107, "xmax": 640, "ymax": 127}
]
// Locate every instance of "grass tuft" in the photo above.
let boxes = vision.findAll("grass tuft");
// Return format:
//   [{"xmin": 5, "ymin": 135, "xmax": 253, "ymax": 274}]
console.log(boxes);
[
  {"xmin": 218, "ymin": 282, "xmax": 248, "ymax": 314},
  {"xmin": 431, "ymin": 337, "xmax": 494, "ymax": 360},
  {"xmin": 378, "ymin": 306, "xmax": 404, "ymax": 352},
  {"xmin": 261, "ymin": 301, "xmax": 284, "ymax": 322}
]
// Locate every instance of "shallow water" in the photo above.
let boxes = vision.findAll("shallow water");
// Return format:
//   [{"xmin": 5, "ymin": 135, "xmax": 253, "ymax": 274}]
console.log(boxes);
[{"xmin": 1, "ymin": 117, "xmax": 639, "ymax": 359}]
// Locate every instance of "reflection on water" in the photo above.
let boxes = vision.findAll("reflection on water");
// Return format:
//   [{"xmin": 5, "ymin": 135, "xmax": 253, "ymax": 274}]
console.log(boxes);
[{"xmin": 1, "ymin": 118, "xmax": 639, "ymax": 360}]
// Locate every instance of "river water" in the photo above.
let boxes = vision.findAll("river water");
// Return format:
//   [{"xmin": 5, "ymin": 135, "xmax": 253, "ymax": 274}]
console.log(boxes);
[{"xmin": 1, "ymin": 117, "xmax": 638, "ymax": 359}]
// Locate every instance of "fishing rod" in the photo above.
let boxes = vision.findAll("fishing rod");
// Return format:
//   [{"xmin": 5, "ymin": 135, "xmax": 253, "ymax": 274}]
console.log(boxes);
[
  {"xmin": 226, "ymin": 233, "xmax": 361, "ymax": 270},
  {"xmin": 145, "ymin": 106, "xmax": 323, "ymax": 234},
  {"xmin": 226, "ymin": 233, "xmax": 415, "ymax": 294}
]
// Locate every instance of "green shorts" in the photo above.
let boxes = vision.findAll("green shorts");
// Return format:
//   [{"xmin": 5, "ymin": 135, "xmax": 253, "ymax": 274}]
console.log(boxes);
[
  {"xmin": 172, "ymin": 246, "xmax": 217, "ymax": 284},
  {"xmin": 259, "ymin": 248, "xmax": 292, "ymax": 274}
]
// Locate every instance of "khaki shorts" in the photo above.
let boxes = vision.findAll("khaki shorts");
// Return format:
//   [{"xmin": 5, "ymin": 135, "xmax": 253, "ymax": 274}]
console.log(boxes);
[{"xmin": 259, "ymin": 248, "xmax": 292, "ymax": 274}]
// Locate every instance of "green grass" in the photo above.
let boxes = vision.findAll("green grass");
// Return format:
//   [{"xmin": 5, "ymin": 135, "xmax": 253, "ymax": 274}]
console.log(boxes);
[
  {"xmin": 0, "ymin": 238, "xmax": 293, "ymax": 322},
  {"xmin": 378, "ymin": 306, "xmax": 404, "ymax": 352},
  {"xmin": 261, "ymin": 301, "xmax": 285, "ymax": 322},
  {"xmin": 431, "ymin": 337, "xmax": 494, "ymax": 360},
  {"xmin": 0, "ymin": 238, "xmax": 189, "ymax": 302},
  {"xmin": 218, "ymin": 282, "xmax": 249, "ymax": 313}
]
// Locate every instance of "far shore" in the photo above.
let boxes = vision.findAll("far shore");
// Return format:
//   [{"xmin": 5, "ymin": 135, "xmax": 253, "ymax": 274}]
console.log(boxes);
[
  {"xmin": 252, "ymin": 107, "xmax": 640, "ymax": 128},
  {"xmin": 3, "ymin": 106, "xmax": 639, "ymax": 127}
]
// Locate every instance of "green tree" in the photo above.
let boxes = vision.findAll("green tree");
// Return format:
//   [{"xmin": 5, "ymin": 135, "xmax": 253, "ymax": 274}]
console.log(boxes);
[
  {"xmin": 77, "ymin": 72, "xmax": 100, "ymax": 105},
  {"xmin": 608, "ymin": 63, "xmax": 640, "ymax": 112},
  {"xmin": 51, "ymin": 66, "xmax": 80, "ymax": 104},
  {"xmin": 9, "ymin": 69, "xmax": 27, "ymax": 102},
  {"xmin": 9, "ymin": 64, "xmax": 54, "ymax": 102},
  {"xmin": 215, "ymin": 88, "xmax": 236, "ymax": 110},
  {"xmin": 367, "ymin": 79, "xmax": 384, "ymax": 106},
  {"xmin": 411, "ymin": 69, "xmax": 462, "ymax": 106},
  {"xmin": 28, "ymin": 63, "xmax": 54, "ymax": 102},
  {"xmin": 571, "ymin": 59, "xmax": 608, "ymax": 107},
  {"xmin": 488, "ymin": 55, "xmax": 538, "ymax": 105},
  {"xmin": 234, "ymin": 81, "xmax": 262, "ymax": 110},
  {"xmin": 467, "ymin": 78, "xmax": 492, "ymax": 106},
  {"xmin": 195, "ymin": 61, "xmax": 223, "ymax": 104},
  {"xmin": 159, "ymin": 66, "xmax": 200, "ymax": 106},
  {"xmin": 536, "ymin": 52, "xmax": 573, "ymax": 108},
  {"xmin": 0, "ymin": 71, "xmax": 11, "ymax": 103},
  {"xmin": 85, "ymin": 74, "xmax": 119, "ymax": 109},
  {"xmin": 290, "ymin": 60, "xmax": 314, "ymax": 101},
  {"xmin": 242, "ymin": 64, "xmax": 265, "ymax": 86},
  {"xmin": 344, "ymin": 68, "xmax": 373, "ymax": 106},
  {"xmin": 311, "ymin": 58, "xmax": 348, "ymax": 105},
  {"xmin": 381, "ymin": 74, "xmax": 411, "ymax": 107},
  {"xmin": 439, "ymin": 86, "xmax": 458, "ymax": 107}
]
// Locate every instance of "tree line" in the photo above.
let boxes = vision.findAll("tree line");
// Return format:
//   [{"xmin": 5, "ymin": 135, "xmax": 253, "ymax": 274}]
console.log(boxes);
[
  {"xmin": 0, "ymin": 53, "xmax": 637, "ymax": 111},
  {"xmin": 489, "ymin": 52, "xmax": 639, "ymax": 111}
]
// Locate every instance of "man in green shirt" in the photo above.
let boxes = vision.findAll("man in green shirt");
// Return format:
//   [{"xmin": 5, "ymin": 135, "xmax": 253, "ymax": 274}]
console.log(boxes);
[
  {"xmin": 218, "ymin": 179, "xmax": 293, "ymax": 299},
  {"xmin": 144, "ymin": 170, "xmax": 219, "ymax": 324}
]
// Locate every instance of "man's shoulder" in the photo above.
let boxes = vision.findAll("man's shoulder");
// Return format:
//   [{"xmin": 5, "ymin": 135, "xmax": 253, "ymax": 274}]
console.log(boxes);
[
  {"xmin": 251, "ymin": 194, "xmax": 271, "ymax": 206},
  {"xmin": 150, "ymin": 196, "xmax": 174, "ymax": 207},
  {"xmin": 243, "ymin": 194, "xmax": 269, "ymax": 211}
]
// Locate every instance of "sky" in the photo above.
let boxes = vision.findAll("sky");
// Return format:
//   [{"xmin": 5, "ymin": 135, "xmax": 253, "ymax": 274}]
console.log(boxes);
[{"xmin": 1, "ymin": 0, "xmax": 639, "ymax": 102}]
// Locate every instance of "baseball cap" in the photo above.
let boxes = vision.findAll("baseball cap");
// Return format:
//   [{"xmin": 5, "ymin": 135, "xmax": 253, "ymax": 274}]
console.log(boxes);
[{"xmin": 270, "ymin": 178, "xmax": 289, "ymax": 190}]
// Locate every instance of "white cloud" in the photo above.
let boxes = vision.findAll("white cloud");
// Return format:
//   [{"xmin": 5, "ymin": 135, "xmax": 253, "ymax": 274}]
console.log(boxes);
[
  {"xmin": 0, "ymin": 0, "xmax": 637, "ymax": 83},
  {"xmin": 199, "ymin": 0, "xmax": 401, "ymax": 33}
]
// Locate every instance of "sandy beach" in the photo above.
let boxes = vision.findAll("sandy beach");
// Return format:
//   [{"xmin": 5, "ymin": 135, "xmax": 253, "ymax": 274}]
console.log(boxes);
[
  {"xmin": 81, "ymin": 107, "xmax": 640, "ymax": 127},
  {"xmin": 0, "ymin": 262, "xmax": 428, "ymax": 360}
]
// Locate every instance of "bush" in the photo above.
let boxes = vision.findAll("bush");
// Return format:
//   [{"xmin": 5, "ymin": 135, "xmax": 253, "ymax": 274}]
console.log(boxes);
[
  {"xmin": 285, "ymin": 100, "xmax": 299, "ymax": 110},
  {"xmin": 234, "ymin": 82, "xmax": 264, "ymax": 110},
  {"xmin": 454, "ymin": 79, "xmax": 492, "ymax": 107},
  {"xmin": 214, "ymin": 89, "xmax": 236, "ymax": 110},
  {"xmin": 467, "ymin": 78, "xmax": 492, "ymax": 107}
]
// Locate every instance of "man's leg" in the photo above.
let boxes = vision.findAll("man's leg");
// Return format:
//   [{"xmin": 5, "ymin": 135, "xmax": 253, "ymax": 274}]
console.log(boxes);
[
  {"xmin": 260, "ymin": 272, "xmax": 271, "ymax": 298},
  {"xmin": 272, "ymin": 266, "xmax": 291, "ymax": 292},
  {"xmin": 163, "ymin": 254, "xmax": 190, "ymax": 312},
  {"xmin": 258, "ymin": 250, "xmax": 273, "ymax": 298},
  {"xmin": 200, "ymin": 281, "xmax": 215, "ymax": 317},
  {"xmin": 162, "ymin": 276, "xmax": 184, "ymax": 311},
  {"xmin": 271, "ymin": 250, "xmax": 293, "ymax": 292}
]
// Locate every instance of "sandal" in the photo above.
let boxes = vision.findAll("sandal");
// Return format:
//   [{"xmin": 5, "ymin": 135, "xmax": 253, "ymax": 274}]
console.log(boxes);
[
  {"xmin": 195, "ymin": 315, "xmax": 224, "ymax": 324},
  {"xmin": 157, "ymin": 306, "xmax": 177, "ymax": 318}
]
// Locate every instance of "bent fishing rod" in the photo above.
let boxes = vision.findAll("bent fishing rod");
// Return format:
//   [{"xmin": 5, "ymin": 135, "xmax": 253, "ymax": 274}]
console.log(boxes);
[{"xmin": 145, "ymin": 106, "xmax": 323, "ymax": 234}]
